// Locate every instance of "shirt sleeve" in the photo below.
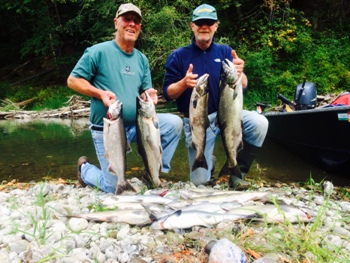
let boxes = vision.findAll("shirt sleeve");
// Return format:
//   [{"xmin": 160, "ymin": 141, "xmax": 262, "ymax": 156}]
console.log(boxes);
[{"xmin": 70, "ymin": 47, "xmax": 97, "ymax": 81}]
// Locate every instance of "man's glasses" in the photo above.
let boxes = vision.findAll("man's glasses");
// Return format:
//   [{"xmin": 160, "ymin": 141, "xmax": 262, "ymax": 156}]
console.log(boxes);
[{"xmin": 193, "ymin": 19, "xmax": 216, "ymax": 27}]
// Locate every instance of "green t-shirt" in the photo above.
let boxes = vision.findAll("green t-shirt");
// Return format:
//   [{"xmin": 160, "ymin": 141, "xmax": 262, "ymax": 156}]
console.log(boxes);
[{"xmin": 70, "ymin": 40, "xmax": 152, "ymax": 126}]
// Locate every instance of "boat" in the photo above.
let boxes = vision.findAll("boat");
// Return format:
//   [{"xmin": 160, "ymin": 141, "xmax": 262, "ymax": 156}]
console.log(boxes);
[{"xmin": 261, "ymin": 82, "xmax": 350, "ymax": 173}]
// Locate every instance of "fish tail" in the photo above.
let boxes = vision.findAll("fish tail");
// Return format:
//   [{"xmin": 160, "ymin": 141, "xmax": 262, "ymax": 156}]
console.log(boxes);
[
  {"xmin": 192, "ymin": 156, "xmax": 208, "ymax": 171},
  {"xmin": 115, "ymin": 181, "xmax": 136, "ymax": 195}
]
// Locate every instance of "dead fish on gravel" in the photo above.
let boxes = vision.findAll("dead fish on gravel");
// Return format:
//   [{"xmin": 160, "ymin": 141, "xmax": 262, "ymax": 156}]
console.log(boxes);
[
  {"xmin": 103, "ymin": 100, "xmax": 136, "ymax": 195},
  {"xmin": 217, "ymin": 59, "xmax": 244, "ymax": 178},
  {"xmin": 136, "ymin": 92, "xmax": 162, "ymax": 188},
  {"xmin": 149, "ymin": 209, "xmax": 255, "ymax": 230},
  {"xmin": 100, "ymin": 194, "xmax": 174, "ymax": 208},
  {"xmin": 66, "ymin": 209, "xmax": 151, "ymax": 226},
  {"xmin": 190, "ymin": 191, "xmax": 270, "ymax": 204},
  {"xmin": 168, "ymin": 201, "xmax": 242, "ymax": 213},
  {"xmin": 226, "ymin": 204, "xmax": 316, "ymax": 223},
  {"xmin": 189, "ymin": 73, "xmax": 210, "ymax": 171}
]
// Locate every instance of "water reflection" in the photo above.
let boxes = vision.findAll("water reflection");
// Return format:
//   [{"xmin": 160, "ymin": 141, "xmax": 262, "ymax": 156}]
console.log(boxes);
[{"xmin": 1, "ymin": 118, "xmax": 349, "ymax": 186}]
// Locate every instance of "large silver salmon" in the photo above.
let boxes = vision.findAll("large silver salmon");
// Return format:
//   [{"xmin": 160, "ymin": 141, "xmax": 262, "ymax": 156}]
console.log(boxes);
[
  {"xmin": 189, "ymin": 73, "xmax": 209, "ymax": 171},
  {"xmin": 226, "ymin": 204, "xmax": 316, "ymax": 223},
  {"xmin": 136, "ymin": 92, "xmax": 162, "ymax": 188},
  {"xmin": 150, "ymin": 209, "xmax": 254, "ymax": 230},
  {"xmin": 103, "ymin": 100, "xmax": 135, "ymax": 195},
  {"xmin": 217, "ymin": 59, "xmax": 243, "ymax": 177}
]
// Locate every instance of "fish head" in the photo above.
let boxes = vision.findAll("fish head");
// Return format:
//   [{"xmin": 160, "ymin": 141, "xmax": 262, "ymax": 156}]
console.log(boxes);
[
  {"xmin": 221, "ymin": 59, "xmax": 238, "ymax": 86},
  {"xmin": 137, "ymin": 92, "xmax": 155, "ymax": 118},
  {"xmin": 107, "ymin": 100, "xmax": 122, "ymax": 120},
  {"xmin": 195, "ymin": 73, "xmax": 209, "ymax": 96}
]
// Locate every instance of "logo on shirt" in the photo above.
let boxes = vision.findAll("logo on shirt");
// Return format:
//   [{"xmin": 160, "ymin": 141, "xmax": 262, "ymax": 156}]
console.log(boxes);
[
  {"xmin": 121, "ymin": 65, "xmax": 135, "ymax": 75},
  {"xmin": 214, "ymin": 58, "xmax": 221, "ymax": 63}
]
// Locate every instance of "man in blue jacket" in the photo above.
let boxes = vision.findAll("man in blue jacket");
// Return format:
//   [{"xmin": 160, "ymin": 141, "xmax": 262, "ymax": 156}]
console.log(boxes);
[{"xmin": 163, "ymin": 4, "xmax": 268, "ymax": 188}]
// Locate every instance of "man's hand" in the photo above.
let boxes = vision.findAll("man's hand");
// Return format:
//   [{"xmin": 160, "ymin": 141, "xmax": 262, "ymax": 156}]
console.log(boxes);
[
  {"xmin": 100, "ymin": 90, "xmax": 116, "ymax": 107},
  {"xmin": 232, "ymin": 50, "xmax": 244, "ymax": 76},
  {"xmin": 140, "ymin": 88, "xmax": 158, "ymax": 104},
  {"xmin": 146, "ymin": 88, "xmax": 158, "ymax": 104},
  {"xmin": 232, "ymin": 50, "xmax": 248, "ymax": 88}
]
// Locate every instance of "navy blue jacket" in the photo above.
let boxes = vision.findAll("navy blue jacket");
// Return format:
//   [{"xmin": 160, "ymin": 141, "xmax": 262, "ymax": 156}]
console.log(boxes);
[{"xmin": 163, "ymin": 38, "xmax": 233, "ymax": 115}]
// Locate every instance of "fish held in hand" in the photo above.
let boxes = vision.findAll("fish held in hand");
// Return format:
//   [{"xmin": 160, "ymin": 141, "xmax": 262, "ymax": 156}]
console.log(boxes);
[
  {"xmin": 136, "ymin": 92, "xmax": 162, "ymax": 188},
  {"xmin": 103, "ymin": 100, "xmax": 135, "ymax": 195},
  {"xmin": 218, "ymin": 59, "xmax": 244, "ymax": 178},
  {"xmin": 189, "ymin": 73, "xmax": 210, "ymax": 171}
]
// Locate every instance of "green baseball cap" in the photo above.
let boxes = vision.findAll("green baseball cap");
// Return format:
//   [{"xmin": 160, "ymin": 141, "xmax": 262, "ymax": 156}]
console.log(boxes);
[
  {"xmin": 192, "ymin": 4, "xmax": 218, "ymax": 22},
  {"xmin": 116, "ymin": 3, "xmax": 142, "ymax": 19}
]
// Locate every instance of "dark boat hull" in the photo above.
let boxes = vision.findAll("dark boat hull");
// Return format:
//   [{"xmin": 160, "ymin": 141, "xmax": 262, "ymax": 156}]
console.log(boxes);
[{"xmin": 264, "ymin": 106, "xmax": 350, "ymax": 172}]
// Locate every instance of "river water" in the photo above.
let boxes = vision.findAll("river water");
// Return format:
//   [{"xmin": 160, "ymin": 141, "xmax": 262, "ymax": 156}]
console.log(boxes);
[{"xmin": 1, "ymin": 118, "xmax": 349, "ymax": 186}]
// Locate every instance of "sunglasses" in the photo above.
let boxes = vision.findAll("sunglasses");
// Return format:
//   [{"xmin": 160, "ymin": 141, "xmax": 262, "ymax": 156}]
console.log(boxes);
[
  {"xmin": 122, "ymin": 16, "xmax": 141, "ymax": 25},
  {"xmin": 193, "ymin": 19, "xmax": 216, "ymax": 27}
]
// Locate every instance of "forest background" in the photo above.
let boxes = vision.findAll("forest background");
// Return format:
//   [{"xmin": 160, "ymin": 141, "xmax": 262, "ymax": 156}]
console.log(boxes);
[{"xmin": 0, "ymin": 0, "xmax": 350, "ymax": 111}]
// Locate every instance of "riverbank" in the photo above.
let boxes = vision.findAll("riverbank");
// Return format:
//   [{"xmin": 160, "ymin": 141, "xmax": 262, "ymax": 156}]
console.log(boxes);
[{"xmin": 0, "ymin": 178, "xmax": 349, "ymax": 263}]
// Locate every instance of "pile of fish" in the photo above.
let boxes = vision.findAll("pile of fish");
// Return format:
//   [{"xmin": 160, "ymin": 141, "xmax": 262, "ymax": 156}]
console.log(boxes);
[{"xmin": 68, "ymin": 186, "xmax": 316, "ymax": 230}]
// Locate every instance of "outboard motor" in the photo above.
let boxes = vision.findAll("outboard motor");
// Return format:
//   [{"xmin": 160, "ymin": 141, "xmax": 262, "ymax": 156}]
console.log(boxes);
[{"xmin": 294, "ymin": 79, "xmax": 317, "ymax": 110}]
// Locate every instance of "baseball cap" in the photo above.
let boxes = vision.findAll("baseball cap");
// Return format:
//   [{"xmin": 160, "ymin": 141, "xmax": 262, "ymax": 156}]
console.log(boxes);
[
  {"xmin": 192, "ymin": 4, "xmax": 217, "ymax": 22},
  {"xmin": 116, "ymin": 3, "xmax": 142, "ymax": 19}
]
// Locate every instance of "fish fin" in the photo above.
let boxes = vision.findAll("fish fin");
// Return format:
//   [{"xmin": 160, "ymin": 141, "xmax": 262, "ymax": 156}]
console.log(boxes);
[
  {"xmin": 141, "ymin": 204, "xmax": 164, "ymax": 222},
  {"xmin": 192, "ymin": 156, "xmax": 208, "ymax": 171},
  {"xmin": 115, "ymin": 180, "xmax": 136, "ymax": 195}
]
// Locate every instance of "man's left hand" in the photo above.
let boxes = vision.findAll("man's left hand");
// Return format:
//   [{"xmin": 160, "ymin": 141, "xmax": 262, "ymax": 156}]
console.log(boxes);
[{"xmin": 232, "ymin": 50, "xmax": 244, "ymax": 76}]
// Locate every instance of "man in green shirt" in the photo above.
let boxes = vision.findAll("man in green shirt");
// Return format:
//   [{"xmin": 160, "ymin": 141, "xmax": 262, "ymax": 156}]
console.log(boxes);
[{"xmin": 67, "ymin": 3, "xmax": 182, "ymax": 193}]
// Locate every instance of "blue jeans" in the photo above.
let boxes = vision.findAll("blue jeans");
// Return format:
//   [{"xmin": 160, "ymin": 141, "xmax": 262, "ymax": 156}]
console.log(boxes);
[
  {"xmin": 81, "ymin": 113, "xmax": 183, "ymax": 193},
  {"xmin": 184, "ymin": 110, "xmax": 268, "ymax": 186}
]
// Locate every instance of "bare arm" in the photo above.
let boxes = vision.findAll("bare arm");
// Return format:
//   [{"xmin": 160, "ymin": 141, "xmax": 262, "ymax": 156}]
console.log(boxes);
[{"xmin": 67, "ymin": 75, "xmax": 116, "ymax": 107}]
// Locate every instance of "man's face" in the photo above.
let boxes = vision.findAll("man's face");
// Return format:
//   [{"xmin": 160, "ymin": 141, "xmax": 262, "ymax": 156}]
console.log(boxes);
[
  {"xmin": 191, "ymin": 19, "xmax": 218, "ymax": 44},
  {"xmin": 114, "ymin": 12, "xmax": 142, "ymax": 43}
]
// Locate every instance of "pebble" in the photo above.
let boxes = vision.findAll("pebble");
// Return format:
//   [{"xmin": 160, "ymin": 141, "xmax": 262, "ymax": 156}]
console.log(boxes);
[{"xmin": 0, "ymin": 180, "xmax": 349, "ymax": 262}]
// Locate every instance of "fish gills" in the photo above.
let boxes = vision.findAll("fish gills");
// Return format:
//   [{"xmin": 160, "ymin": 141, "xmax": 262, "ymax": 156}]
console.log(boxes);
[
  {"xmin": 136, "ymin": 92, "xmax": 162, "ymax": 187},
  {"xmin": 103, "ymin": 100, "xmax": 135, "ymax": 195},
  {"xmin": 217, "ymin": 59, "xmax": 243, "ymax": 176},
  {"xmin": 189, "ymin": 73, "xmax": 210, "ymax": 171}
]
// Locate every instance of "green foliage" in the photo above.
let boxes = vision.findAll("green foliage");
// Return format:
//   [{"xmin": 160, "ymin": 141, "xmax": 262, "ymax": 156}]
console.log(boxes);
[
  {"xmin": 0, "ymin": 0, "xmax": 350, "ymax": 106},
  {"xmin": 30, "ymin": 86, "xmax": 76, "ymax": 110}
]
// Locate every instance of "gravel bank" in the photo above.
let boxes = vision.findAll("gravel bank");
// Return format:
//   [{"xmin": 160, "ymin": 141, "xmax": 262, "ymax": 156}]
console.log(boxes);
[{"xmin": 0, "ymin": 178, "xmax": 349, "ymax": 263}]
